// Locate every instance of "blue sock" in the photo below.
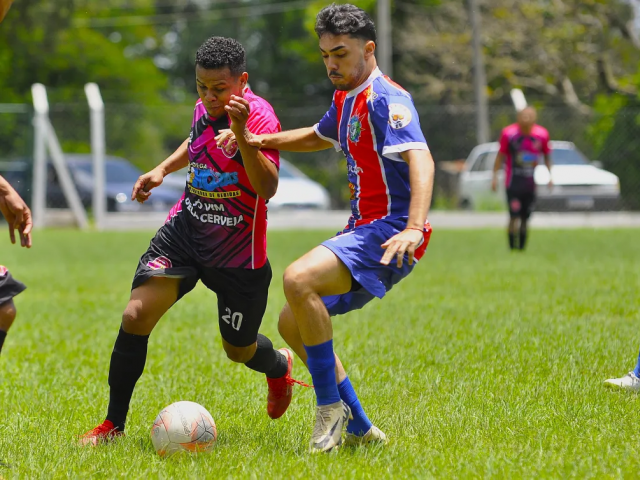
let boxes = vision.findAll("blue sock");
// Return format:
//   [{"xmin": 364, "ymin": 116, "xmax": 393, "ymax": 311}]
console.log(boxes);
[
  {"xmin": 634, "ymin": 345, "xmax": 640, "ymax": 378},
  {"xmin": 338, "ymin": 377, "xmax": 373, "ymax": 436},
  {"xmin": 304, "ymin": 340, "xmax": 340, "ymax": 406}
]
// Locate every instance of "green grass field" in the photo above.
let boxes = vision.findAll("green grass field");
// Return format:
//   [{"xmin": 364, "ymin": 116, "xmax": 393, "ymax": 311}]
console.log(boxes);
[{"xmin": 0, "ymin": 227, "xmax": 639, "ymax": 478}]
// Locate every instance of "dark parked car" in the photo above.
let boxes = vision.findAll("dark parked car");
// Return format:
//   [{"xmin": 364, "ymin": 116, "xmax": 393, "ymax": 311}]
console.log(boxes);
[{"xmin": 0, "ymin": 155, "xmax": 184, "ymax": 212}]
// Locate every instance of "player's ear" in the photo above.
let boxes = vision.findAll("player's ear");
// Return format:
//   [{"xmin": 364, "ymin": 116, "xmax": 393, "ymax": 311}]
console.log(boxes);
[
  {"xmin": 239, "ymin": 72, "xmax": 249, "ymax": 90},
  {"xmin": 364, "ymin": 40, "xmax": 376, "ymax": 60}
]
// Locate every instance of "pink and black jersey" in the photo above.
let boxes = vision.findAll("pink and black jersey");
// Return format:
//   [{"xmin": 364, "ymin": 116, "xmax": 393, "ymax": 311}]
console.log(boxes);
[
  {"xmin": 314, "ymin": 67, "xmax": 429, "ymax": 230},
  {"xmin": 499, "ymin": 123, "xmax": 550, "ymax": 191},
  {"xmin": 166, "ymin": 88, "xmax": 281, "ymax": 269}
]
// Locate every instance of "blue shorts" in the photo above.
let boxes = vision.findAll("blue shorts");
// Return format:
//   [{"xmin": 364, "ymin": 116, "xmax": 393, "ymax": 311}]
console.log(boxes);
[{"xmin": 321, "ymin": 218, "xmax": 431, "ymax": 316}]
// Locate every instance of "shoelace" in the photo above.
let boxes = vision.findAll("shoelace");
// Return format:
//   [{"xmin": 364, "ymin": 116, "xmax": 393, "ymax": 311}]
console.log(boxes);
[
  {"xmin": 312, "ymin": 406, "xmax": 335, "ymax": 438},
  {"xmin": 83, "ymin": 422, "xmax": 118, "ymax": 438}
]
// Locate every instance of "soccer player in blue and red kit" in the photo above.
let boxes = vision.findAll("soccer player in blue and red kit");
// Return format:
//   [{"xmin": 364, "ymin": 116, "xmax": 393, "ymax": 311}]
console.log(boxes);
[
  {"xmin": 221, "ymin": 4, "xmax": 435, "ymax": 451},
  {"xmin": 80, "ymin": 37, "xmax": 299, "ymax": 444},
  {"xmin": 491, "ymin": 107, "xmax": 553, "ymax": 250}
]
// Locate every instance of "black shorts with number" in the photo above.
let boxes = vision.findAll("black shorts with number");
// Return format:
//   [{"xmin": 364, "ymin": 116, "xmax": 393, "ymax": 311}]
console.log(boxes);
[
  {"xmin": 132, "ymin": 222, "xmax": 272, "ymax": 348},
  {"xmin": 507, "ymin": 187, "xmax": 536, "ymax": 220},
  {"xmin": 0, "ymin": 267, "xmax": 27, "ymax": 305}
]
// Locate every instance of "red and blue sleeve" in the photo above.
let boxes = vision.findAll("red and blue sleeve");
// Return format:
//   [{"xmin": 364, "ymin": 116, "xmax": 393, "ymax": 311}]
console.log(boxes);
[{"xmin": 313, "ymin": 97, "xmax": 341, "ymax": 152}]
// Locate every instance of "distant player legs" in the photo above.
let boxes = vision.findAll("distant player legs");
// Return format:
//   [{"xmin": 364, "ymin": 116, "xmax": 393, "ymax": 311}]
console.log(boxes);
[{"xmin": 0, "ymin": 299, "xmax": 17, "ymax": 354}]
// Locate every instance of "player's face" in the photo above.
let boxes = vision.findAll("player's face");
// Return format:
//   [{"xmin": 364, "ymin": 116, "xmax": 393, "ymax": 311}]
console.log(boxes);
[
  {"xmin": 319, "ymin": 34, "xmax": 374, "ymax": 91},
  {"xmin": 195, "ymin": 65, "xmax": 248, "ymax": 118},
  {"xmin": 517, "ymin": 107, "xmax": 537, "ymax": 133}
]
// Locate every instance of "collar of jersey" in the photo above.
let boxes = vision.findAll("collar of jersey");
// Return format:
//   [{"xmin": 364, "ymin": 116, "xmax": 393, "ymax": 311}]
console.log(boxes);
[{"xmin": 346, "ymin": 67, "xmax": 383, "ymax": 98}]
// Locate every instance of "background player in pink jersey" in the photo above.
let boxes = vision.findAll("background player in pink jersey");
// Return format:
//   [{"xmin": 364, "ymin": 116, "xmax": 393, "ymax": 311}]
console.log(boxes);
[
  {"xmin": 0, "ymin": 174, "xmax": 31, "ymax": 357},
  {"xmin": 220, "ymin": 4, "xmax": 435, "ymax": 452},
  {"xmin": 491, "ymin": 107, "xmax": 553, "ymax": 250},
  {"xmin": 80, "ymin": 37, "xmax": 300, "ymax": 445}
]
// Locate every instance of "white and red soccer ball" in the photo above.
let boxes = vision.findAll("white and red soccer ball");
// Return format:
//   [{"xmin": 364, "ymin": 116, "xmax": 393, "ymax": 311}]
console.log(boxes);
[{"xmin": 150, "ymin": 401, "xmax": 217, "ymax": 457}]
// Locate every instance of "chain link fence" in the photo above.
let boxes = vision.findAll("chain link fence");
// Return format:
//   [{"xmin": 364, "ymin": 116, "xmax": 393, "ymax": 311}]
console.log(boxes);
[{"xmin": 1, "ymin": 96, "xmax": 638, "ymax": 215}]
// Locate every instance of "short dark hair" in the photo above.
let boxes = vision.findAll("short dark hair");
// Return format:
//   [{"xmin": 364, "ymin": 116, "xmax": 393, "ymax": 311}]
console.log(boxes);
[
  {"xmin": 195, "ymin": 36, "xmax": 246, "ymax": 76},
  {"xmin": 315, "ymin": 3, "xmax": 377, "ymax": 44}
]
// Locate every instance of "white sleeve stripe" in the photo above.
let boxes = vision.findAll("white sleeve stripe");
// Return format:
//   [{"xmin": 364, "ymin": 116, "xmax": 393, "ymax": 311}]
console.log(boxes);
[
  {"xmin": 382, "ymin": 142, "xmax": 430, "ymax": 162},
  {"xmin": 313, "ymin": 124, "xmax": 341, "ymax": 152}
]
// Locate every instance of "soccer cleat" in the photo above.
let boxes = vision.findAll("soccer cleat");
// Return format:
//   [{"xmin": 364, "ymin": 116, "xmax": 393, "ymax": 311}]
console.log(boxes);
[
  {"xmin": 266, "ymin": 348, "xmax": 299, "ymax": 419},
  {"xmin": 310, "ymin": 400, "xmax": 351, "ymax": 453},
  {"xmin": 604, "ymin": 372, "xmax": 640, "ymax": 392},
  {"xmin": 78, "ymin": 420, "xmax": 124, "ymax": 446},
  {"xmin": 344, "ymin": 425, "xmax": 388, "ymax": 447}
]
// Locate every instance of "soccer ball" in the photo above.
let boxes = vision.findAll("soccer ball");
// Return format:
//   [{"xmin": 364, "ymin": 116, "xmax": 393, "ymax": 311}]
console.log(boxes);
[{"xmin": 150, "ymin": 401, "xmax": 217, "ymax": 457}]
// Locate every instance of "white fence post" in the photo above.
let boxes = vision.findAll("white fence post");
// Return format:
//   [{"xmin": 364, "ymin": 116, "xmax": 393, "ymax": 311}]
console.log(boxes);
[
  {"xmin": 85, "ymin": 83, "xmax": 106, "ymax": 230},
  {"xmin": 30, "ymin": 83, "xmax": 89, "ymax": 230},
  {"xmin": 31, "ymin": 83, "xmax": 48, "ymax": 229}
]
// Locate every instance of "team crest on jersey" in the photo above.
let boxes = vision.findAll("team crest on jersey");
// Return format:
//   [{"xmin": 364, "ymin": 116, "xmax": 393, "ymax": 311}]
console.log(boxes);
[
  {"xmin": 219, "ymin": 138, "xmax": 239, "ymax": 158},
  {"xmin": 388, "ymin": 103, "xmax": 412, "ymax": 129},
  {"xmin": 147, "ymin": 256, "xmax": 172, "ymax": 270},
  {"xmin": 0, "ymin": 265, "xmax": 7, "ymax": 277},
  {"xmin": 348, "ymin": 114, "xmax": 364, "ymax": 143}
]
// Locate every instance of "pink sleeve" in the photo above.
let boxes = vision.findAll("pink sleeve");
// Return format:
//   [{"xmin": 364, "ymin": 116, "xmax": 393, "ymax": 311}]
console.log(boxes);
[
  {"xmin": 541, "ymin": 129, "xmax": 551, "ymax": 154},
  {"xmin": 246, "ymin": 104, "xmax": 281, "ymax": 168},
  {"xmin": 498, "ymin": 129, "xmax": 509, "ymax": 154}
]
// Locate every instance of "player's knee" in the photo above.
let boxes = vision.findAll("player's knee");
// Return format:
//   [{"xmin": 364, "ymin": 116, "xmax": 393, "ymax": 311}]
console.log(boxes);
[
  {"xmin": 0, "ymin": 301, "xmax": 17, "ymax": 323},
  {"xmin": 282, "ymin": 264, "xmax": 310, "ymax": 300},
  {"xmin": 121, "ymin": 305, "xmax": 147, "ymax": 333}
]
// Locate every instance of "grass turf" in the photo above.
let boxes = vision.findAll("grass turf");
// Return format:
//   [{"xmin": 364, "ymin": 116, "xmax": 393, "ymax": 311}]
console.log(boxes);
[{"xmin": 0, "ymin": 227, "xmax": 638, "ymax": 478}]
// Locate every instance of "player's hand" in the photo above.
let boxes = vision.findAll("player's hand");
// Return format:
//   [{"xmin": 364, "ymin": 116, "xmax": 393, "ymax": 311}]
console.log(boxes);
[
  {"xmin": 245, "ymin": 133, "xmax": 266, "ymax": 148},
  {"xmin": 380, "ymin": 228, "xmax": 424, "ymax": 268},
  {"xmin": 491, "ymin": 176, "xmax": 498, "ymax": 192},
  {"xmin": 131, "ymin": 167, "xmax": 165, "ymax": 203},
  {"xmin": 215, "ymin": 129, "xmax": 238, "ymax": 156},
  {"xmin": 225, "ymin": 95, "xmax": 250, "ymax": 135},
  {"xmin": 0, "ymin": 187, "xmax": 32, "ymax": 248}
]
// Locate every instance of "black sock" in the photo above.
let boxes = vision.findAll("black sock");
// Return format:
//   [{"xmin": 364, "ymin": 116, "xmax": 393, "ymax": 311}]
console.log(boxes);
[
  {"xmin": 508, "ymin": 232, "xmax": 516, "ymax": 250},
  {"xmin": 244, "ymin": 334, "xmax": 288, "ymax": 378},
  {"xmin": 106, "ymin": 326, "xmax": 149, "ymax": 431},
  {"xmin": 0, "ymin": 330, "xmax": 6, "ymax": 354},
  {"xmin": 519, "ymin": 229, "xmax": 527, "ymax": 250}
]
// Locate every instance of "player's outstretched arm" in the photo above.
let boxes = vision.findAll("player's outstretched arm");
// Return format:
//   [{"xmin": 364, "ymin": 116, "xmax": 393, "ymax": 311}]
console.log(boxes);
[
  {"xmin": 247, "ymin": 127, "xmax": 334, "ymax": 153},
  {"xmin": 132, "ymin": 138, "xmax": 190, "ymax": 203},
  {"xmin": 380, "ymin": 149, "xmax": 434, "ymax": 267},
  {"xmin": 0, "ymin": 174, "xmax": 33, "ymax": 248},
  {"xmin": 491, "ymin": 152, "xmax": 505, "ymax": 192}
]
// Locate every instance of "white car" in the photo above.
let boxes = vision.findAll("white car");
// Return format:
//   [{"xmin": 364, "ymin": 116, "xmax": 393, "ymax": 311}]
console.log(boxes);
[
  {"xmin": 458, "ymin": 141, "xmax": 621, "ymax": 211},
  {"xmin": 164, "ymin": 158, "xmax": 330, "ymax": 210}
]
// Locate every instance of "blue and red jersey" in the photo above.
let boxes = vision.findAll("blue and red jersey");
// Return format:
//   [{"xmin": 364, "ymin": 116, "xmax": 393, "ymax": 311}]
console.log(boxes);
[{"xmin": 314, "ymin": 67, "xmax": 429, "ymax": 230}]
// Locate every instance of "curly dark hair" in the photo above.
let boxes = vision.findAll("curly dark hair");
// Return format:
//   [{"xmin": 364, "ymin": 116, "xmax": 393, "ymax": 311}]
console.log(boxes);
[
  {"xmin": 195, "ymin": 36, "xmax": 246, "ymax": 75},
  {"xmin": 314, "ymin": 3, "xmax": 376, "ymax": 44}
]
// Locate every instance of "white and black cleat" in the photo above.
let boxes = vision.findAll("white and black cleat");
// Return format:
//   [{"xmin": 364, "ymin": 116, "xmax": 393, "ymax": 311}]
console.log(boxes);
[{"xmin": 309, "ymin": 400, "xmax": 351, "ymax": 453}]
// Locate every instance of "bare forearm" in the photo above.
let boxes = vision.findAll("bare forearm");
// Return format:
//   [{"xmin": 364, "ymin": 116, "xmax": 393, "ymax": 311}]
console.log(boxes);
[
  {"xmin": 544, "ymin": 154, "xmax": 552, "ymax": 171},
  {"xmin": 0, "ymin": 0, "xmax": 14, "ymax": 23},
  {"xmin": 403, "ymin": 150, "xmax": 435, "ymax": 229},
  {"xmin": 237, "ymin": 129, "xmax": 278, "ymax": 199},
  {"xmin": 157, "ymin": 138, "xmax": 190, "ymax": 175},
  {"xmin": 258, "ymin": 127, "xmax": 332, "ymax": 152},
  {"xmin": 494, "ymin": 152, "xmax": 505, "ymax": 175},
  {"xmin": 0, "ymin": 175, "xmax": 13, "ymax": 196}
]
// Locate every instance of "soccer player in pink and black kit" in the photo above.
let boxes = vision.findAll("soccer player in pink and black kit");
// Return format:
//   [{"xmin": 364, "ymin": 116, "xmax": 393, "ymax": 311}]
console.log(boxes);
[
  {"xmin": 491, "ymin": 107, "xmax": 553, "ymax": 250},
  {"xmin": 225, "ymin": 4, "xmax": 435, "ymax": 451},
  {"xmin": 80, "ymin": 37, "xmax": 298, "ymax": 444}
]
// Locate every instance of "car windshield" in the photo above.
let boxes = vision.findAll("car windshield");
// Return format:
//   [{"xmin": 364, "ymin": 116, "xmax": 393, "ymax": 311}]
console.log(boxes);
[
  {"xmin": 73, "ymin": 161, "xmax": 143, "ymax": 183},
  {"xmin": 550, "ymin": 148, "xmax": 588, "ymax": 165}
]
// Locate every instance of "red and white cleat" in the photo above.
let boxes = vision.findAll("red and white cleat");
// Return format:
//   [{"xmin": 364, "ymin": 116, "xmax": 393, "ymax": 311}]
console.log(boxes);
[
  {"xmin": 78, "ymin": 420, "xmax": 124, "ymax": 446},
  {"xmin": 266, "ymin": 348, "xmax": 312, "ymax": 419}
]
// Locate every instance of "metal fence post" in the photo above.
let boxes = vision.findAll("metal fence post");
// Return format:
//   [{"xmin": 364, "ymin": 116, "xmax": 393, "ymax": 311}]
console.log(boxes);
[{"xmin": 85, "ymin": 83, "xmax": 106, "ymax": 230}]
